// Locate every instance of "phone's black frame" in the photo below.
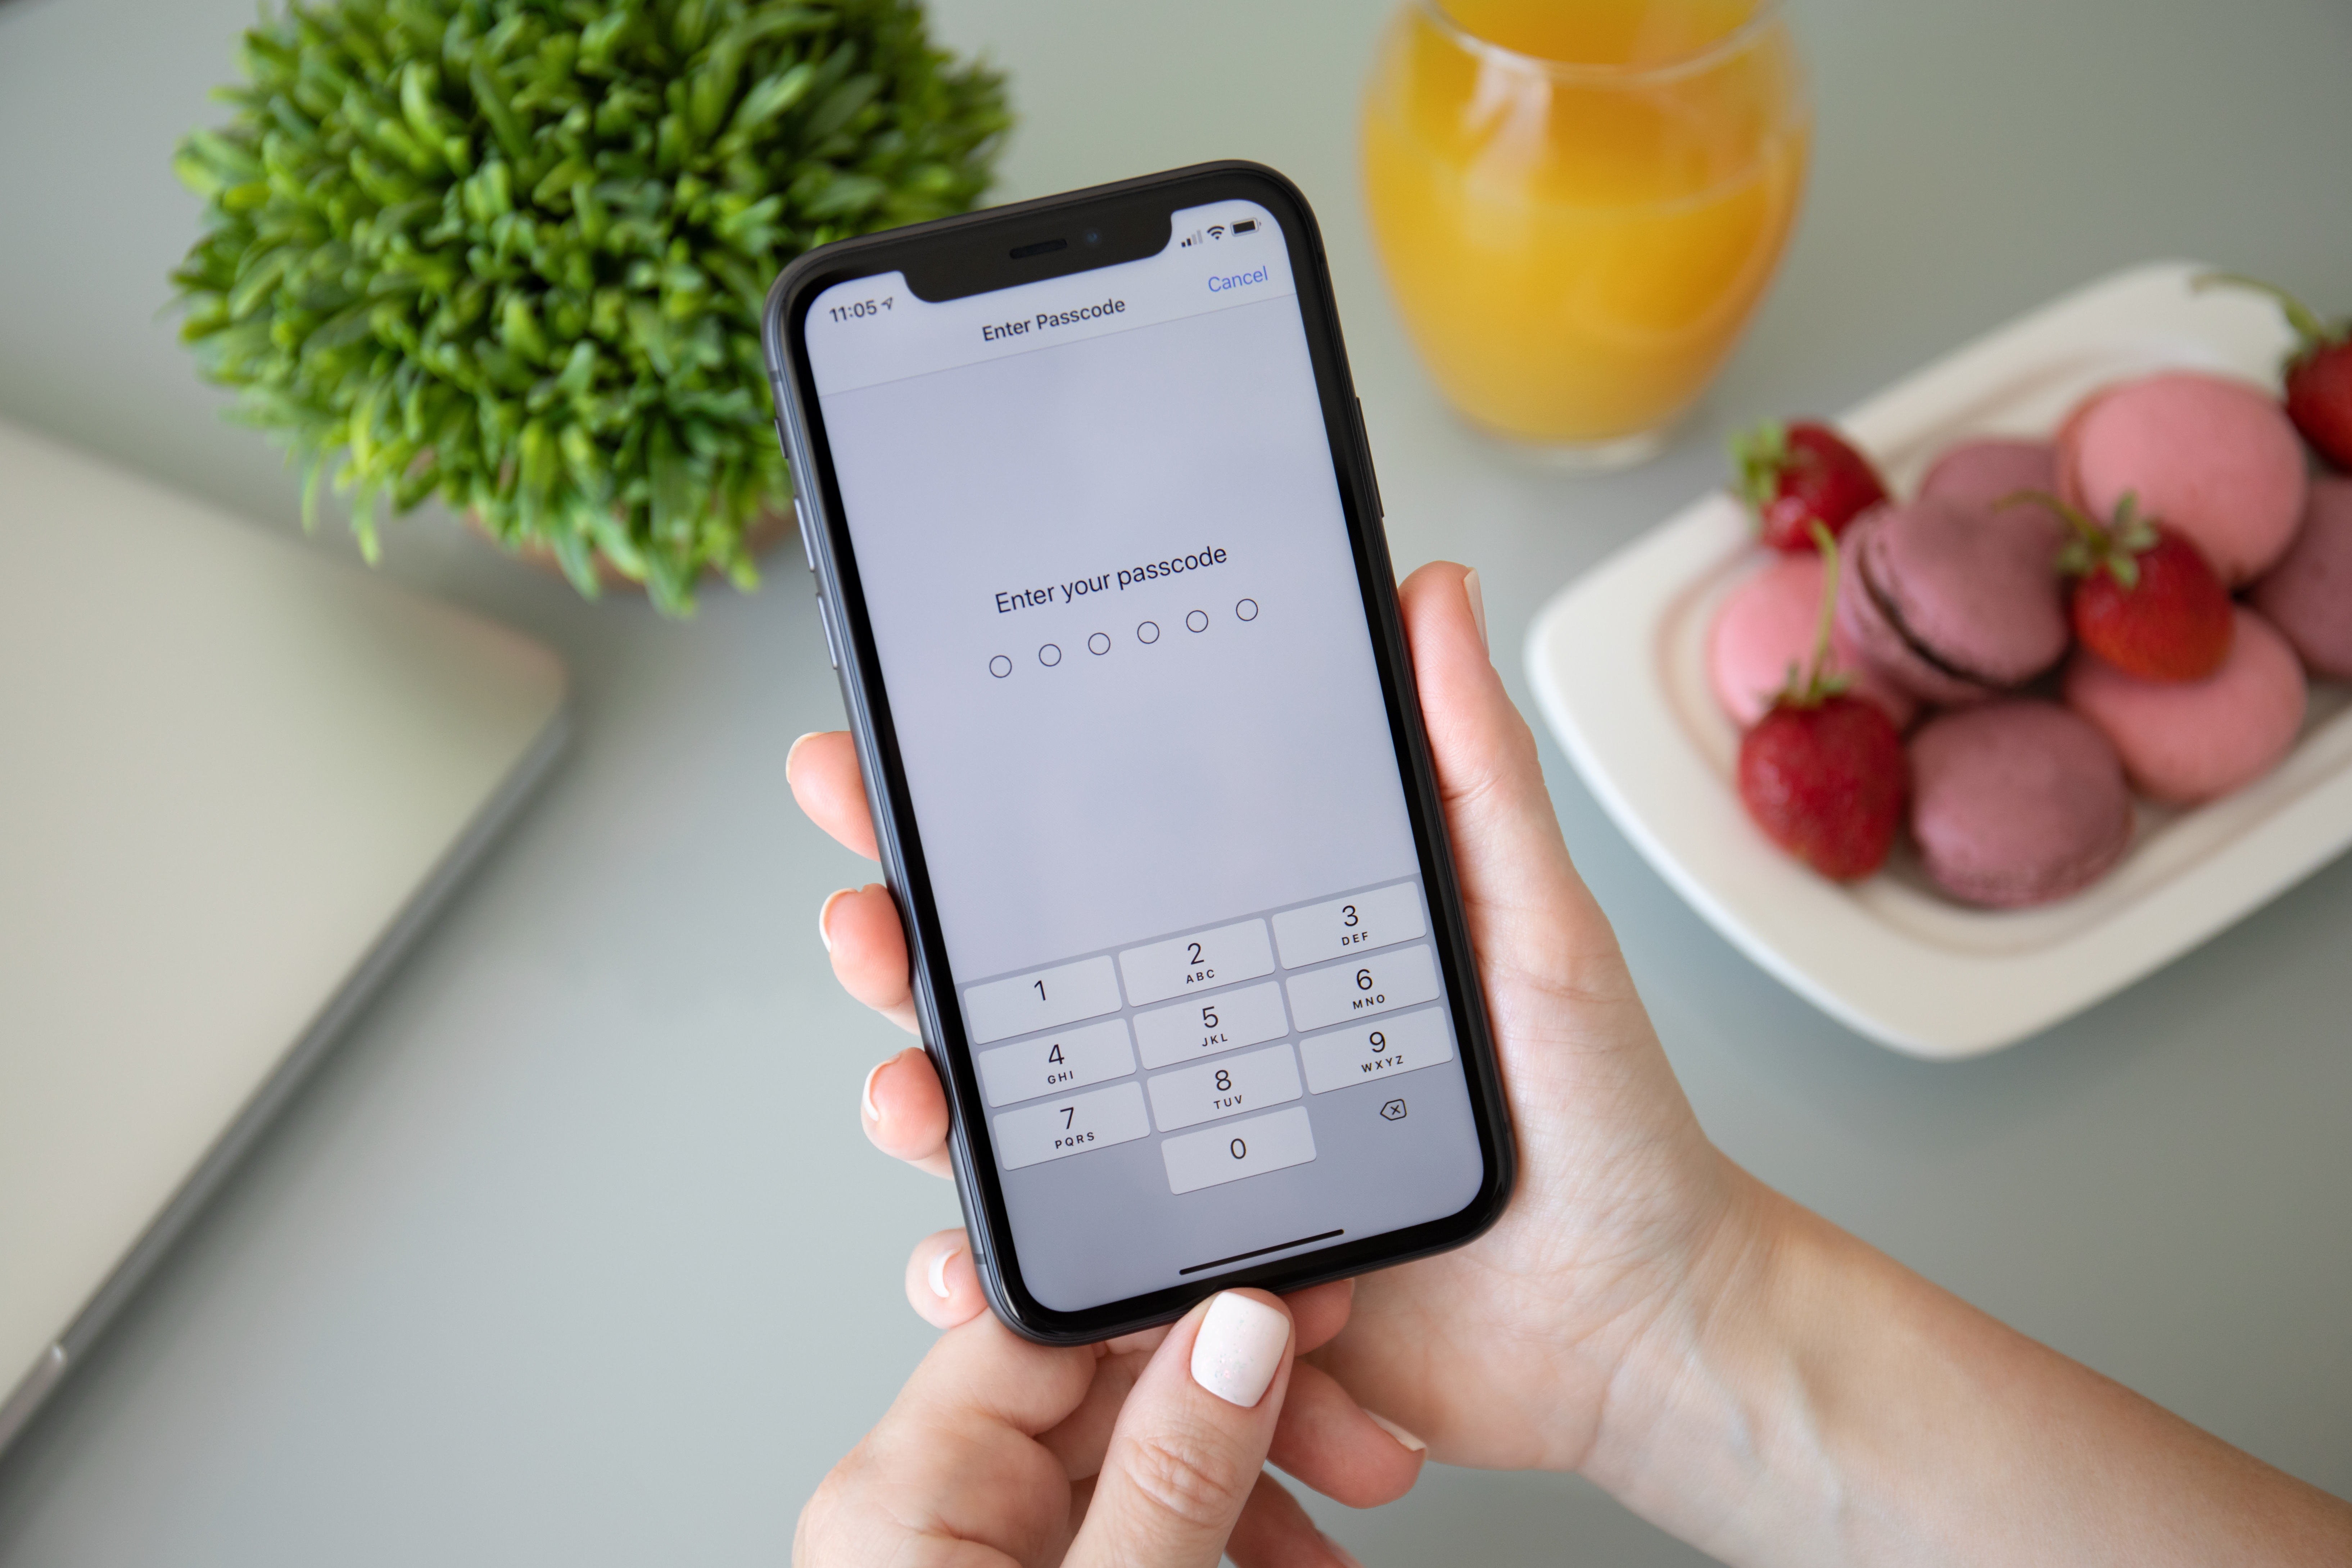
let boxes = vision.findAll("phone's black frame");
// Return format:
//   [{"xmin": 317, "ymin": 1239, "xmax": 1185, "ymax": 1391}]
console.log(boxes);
[{"xmin": 762, "ymin": 161, "xmax": 1515, "ymax": 1344}]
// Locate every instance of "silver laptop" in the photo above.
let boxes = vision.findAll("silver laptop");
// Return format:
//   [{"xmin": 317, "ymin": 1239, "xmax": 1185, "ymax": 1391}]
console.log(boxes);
[{"xmin": 0, "ymin": 419, "xmax": 569, "ymax": 1452}]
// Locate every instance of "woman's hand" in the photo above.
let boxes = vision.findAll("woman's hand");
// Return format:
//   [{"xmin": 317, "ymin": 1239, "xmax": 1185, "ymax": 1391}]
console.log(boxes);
[
  {"xmin": 793, "ymin": 561, "xmax": 1738, "ymax": 1474},
  {"xmin": 897, "ymin": 1233, "xmax": 1426, "ymax": 1521},
  {"xmin": 796, "ymin": 1284, "xmax": 1380, "ymax": 1567},
  {"xmin": 791, "ymin": 562, "xmax": 2352, "ymax": 1565}
]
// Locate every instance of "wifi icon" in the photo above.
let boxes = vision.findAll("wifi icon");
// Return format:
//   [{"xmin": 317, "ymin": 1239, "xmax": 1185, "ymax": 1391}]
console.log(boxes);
[{"xmin": 1207, "ymin": 224, "xmax": 1227, "ymax": 240}]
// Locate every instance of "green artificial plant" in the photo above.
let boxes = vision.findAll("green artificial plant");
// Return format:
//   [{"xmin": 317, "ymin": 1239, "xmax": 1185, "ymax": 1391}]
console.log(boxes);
[{"xmin": 172, "ymin": 0, "xmax": 1007, "ymax": 612}]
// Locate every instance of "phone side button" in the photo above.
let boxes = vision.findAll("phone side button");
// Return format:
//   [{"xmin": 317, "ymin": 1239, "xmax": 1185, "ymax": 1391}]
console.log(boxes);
[
  {"xmin": 793, "ymin": 493, "xmax": 816, "ymax": 571},
  {"xmin": 817, "ymin": 594, "xmax": 842, "ymax": 670},
  {"xmin": 1354, "ymin": 396, "xmax": 1385, "ymax": 519}
]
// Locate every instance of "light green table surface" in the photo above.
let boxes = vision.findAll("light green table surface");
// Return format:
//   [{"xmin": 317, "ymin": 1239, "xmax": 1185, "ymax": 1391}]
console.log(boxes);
[{"xmin": 1, "ymin": 0, "xmax": 2346, "ymax": 1561}]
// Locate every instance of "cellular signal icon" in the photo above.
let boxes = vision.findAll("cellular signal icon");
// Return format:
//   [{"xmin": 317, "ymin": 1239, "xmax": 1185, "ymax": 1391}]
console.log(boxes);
[
  {"xmin": 1207, "ymin": 223, "xmax": 1227, "ymax": 240},
  {"xmin": 1179, "ymin": 230, "xmax": 1203, "ymax": 247}
]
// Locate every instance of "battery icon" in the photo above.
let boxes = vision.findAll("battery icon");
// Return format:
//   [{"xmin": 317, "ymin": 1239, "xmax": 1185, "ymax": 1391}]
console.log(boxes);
[{"xmin": 1232, "ymin": 219, "xmax": 1258, "ymax": 234}]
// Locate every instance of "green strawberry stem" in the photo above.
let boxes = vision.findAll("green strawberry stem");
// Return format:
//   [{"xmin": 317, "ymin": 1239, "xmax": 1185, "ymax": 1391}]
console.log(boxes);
[
  {"xmin": 1776, "ymin": 520, "xmax": 1853, "ymax": 708},
  {"xmin": 2192, "ymin": 272, "xmax": 2348, "ymax": 354},
  {"xmin": 1729, "ymin": 419, "xmax": 1790, "ymax": 511},
  {"xmin": 1998, "ymin": 488, "xmax": 2154, "ymax": 591}
]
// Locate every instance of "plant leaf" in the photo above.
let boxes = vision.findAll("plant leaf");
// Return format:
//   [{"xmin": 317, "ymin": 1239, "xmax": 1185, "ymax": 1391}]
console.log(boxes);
[{"xmin": 167, "ymin": 0, "xmax": 1007, "ymax": 613}]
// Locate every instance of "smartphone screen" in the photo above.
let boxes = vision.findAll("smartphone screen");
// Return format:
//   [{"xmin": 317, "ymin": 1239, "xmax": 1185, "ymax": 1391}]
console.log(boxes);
[{"xmin": 794, "ymin": 190, "xmax": 1493, "ymax": 1318}]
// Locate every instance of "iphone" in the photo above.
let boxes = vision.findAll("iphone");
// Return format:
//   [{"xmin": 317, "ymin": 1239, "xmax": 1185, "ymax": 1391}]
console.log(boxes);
[{"xmin": 763, "ymin": 162, "xmax": 1514, "ymax": 1342}]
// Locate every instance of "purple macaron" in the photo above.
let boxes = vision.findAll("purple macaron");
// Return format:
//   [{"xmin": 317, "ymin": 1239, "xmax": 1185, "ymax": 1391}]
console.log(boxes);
[
  {"xmin": 1918, "ymin": 437, "xmax": 2059, "ymax": 513},
  {"xmin": 2249, "ymin": 475, "xmax": 2352, "ymax": 681},
  {"xmin": 1909, "ymin": 701, "xmax": 2133, "ymax": 908},
  {"xmin": 1835, "ymin": 493, "xmax": 2071, "ymax": 705}
]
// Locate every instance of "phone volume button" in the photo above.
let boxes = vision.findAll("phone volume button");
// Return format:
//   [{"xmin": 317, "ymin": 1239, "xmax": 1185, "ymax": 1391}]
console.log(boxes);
[
  {"xmin": 817, "ymin": 594, "xmax": 843, "ymax": 670},
  {"xmin": 793, "ymin": 495, "xmax": 816, "ymax": 572}
]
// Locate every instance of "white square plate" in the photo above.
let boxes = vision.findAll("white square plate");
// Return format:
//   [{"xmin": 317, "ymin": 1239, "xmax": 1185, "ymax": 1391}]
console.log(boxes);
[{"xmin": 1525, "ymin": 262, "xmax": 2352, "ymax": 1059}]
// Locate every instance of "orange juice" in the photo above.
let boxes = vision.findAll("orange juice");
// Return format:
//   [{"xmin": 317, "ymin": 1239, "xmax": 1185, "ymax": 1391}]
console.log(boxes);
[{"xmin": 1363, "ymin": 0, "xmax": 1810, "ymax": 456}]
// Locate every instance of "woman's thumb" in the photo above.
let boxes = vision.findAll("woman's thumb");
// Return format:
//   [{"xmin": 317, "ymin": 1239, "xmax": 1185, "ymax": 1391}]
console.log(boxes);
[
  {"xmin": 1067, "ymin": 1291, "xmax": 1294, "ymax": 1568},
  {"xmin": 1398, "ymin": 559, "xmax": 1638, "ymax": 1007}
]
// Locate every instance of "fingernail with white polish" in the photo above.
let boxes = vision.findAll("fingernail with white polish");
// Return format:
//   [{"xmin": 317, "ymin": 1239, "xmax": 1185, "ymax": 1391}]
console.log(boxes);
[
  {"xmin": 786, "ymin": 731, "xmax": 821, "ymax": 774},
  {"xmin": 861, "ymin": 1059, "xmax": 887, "ymax": 1125},
  {"xmin": 1463, "ymin": 568, "xmax": 1489, "ymax": 653},
  {"xmin": 1366, "ymin": 1411, "xmax": 1427, "ymax": 1453},
  {"xmin": 818, "ymin": 888, "xmax": 849, "ymax": 952},
  {"xmin": 1189, "ymin": 1292, "xmax": 1288, "ymax": 1408},
  {"xmin": 927, "ymin": 1245, "xmax": 961, "ymax": 1300}
]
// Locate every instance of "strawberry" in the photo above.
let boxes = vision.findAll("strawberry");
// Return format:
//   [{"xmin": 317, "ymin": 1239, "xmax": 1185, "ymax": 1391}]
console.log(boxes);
[
  {"xmin": 1736, "ymin": 525, "xmax": 1907, "ymax": 879},
  {"xmin": 2020, "ymin": 489, "xmax": 2233, "ymax": 681},
  {"xmin": 2196, "ymin": 273, "xmax": 2352, "ymax": 469},
  {"xmin": 1731, "ymin": 419, "xmax": 1891, "ymax": 552},
  {"xmin": 1740, "ymin": 700, "xmax": 1908, "ymax": 879}
]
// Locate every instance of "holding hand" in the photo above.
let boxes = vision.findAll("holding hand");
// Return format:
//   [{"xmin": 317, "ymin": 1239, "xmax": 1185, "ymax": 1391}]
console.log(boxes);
[
  {"xmin": 796, "ymin": 1282, "xmax": 1410, "ymax": 1567},
  {"xmin": 794, "ymin": 564, "xmax": 2352, "ymax": 1567},
  {"xmin": 797, "ymin": 562, "xmax": 1733, "ymax": 1475}
]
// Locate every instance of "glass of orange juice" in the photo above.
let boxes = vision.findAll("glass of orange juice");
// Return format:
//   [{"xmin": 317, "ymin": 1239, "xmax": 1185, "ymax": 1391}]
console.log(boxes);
[{"xmin": 1363, "ymin": 0, "xmax": 1810, "ymax": 466}]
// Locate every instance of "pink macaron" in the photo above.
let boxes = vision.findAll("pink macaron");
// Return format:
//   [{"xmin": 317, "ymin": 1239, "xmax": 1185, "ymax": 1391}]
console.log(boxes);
[
  {"xmin": 1908, "ymin": 701, "xmax": 2133, "ymax": 908},
  {"xmin": 2058, "ymin": 371, "xmax": 2308, "ymax": 585},
  {"xmin": 1919, "ymin": 437, "xmax": 2059, "ymax": 513},
  {"xmin": 2064, "ymin": 606, "xmax": 2307, "ymax": 804},
  {"xmin": 2249, "ymin": 475, "xmax": 2352, "ymax": 681},
  {"xmin": 1835, "ymin": 495, "xmax": 2071, "ymax": 705},
  {"xmin": 1708, "ymin": 555, "xmax": 1919, "ymax": 730}
]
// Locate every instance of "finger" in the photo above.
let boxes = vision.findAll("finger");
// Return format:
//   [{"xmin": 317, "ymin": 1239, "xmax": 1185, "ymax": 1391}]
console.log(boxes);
[
  {"xmin": 1102, "ymin": 1324, "xmax": 1174, "ymax": 1358},
  {"xmin": 1066, "ymin": 1473, "xmax": 1099, "ymax": 1539},
  {"xmin": 1042, "ymin": 1288, "xmax": 1322, "ymax": 1489},
  {"xmin": 1266, "ymin": 1360, "xmax": 1425, "ymax": 1508},
  {"xmin": 1226, "ymin": 1472, "xmax": 1366, "ymax": 1568},
  {"xmin": 861, "ymin": 1046, "xmax": 952, "ymax": 1177},
  {"xmin": 820, "ymin": 885, "xmax": 921, "ymax": 1035},
  {"xmin": 786, "ymin": 731, "xmax": 879, "ymax": 861},
  {"xmin": 1317, "ymin": 569, "xmax": 1700, "ymax": 1459},
  {"xmin": 905, "ymin": 1228, "xmax": 989, "ymax": 1329},
  {"xmin": 805, "ymin": 1313, "xmax": 1103, "ymax": 1568},
  {"xmin": 1039, "ymin": 1336, "xmax": 1154, "ymax": 1481},
  {"xmin": 1045, "ymin": 1285, "xmax": 1392, "ymax": 1506},
  {"xmin": 892, "ymin": 1310, "xmax": 1100, "ymax": 1440},
  {"xmin": 1284, "ymin": 1278, "xmax": 1354, "ymax": 1355},
  {"xmin": 1067, "ymin": 1291, "xmax": 1295, "ymax": 1568},
  {"xmin": 1395, "ymin": 562, "xmax": 1640, "ymax": 1012}
]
